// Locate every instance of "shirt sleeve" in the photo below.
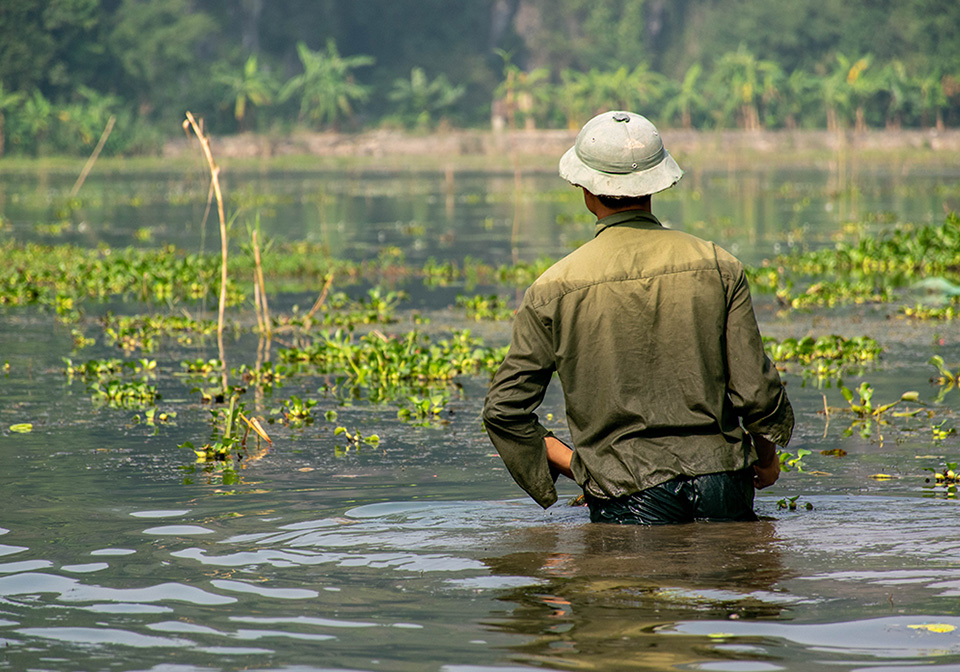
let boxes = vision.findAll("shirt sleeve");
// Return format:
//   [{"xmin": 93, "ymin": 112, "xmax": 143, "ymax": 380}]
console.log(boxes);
[
  {"xmin": 482, "ymin": 296, "xmax": 559, "ymax": 508},
  {"xmin": 722, "ymin": 259, "xmax": 795, "ymax": 447}
]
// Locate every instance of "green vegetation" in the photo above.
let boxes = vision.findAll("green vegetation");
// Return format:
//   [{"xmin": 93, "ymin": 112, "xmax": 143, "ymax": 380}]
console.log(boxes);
[
  {"xmin": 63, "ymin": 356, "xmax": 159, "ymax": 409},
  {"xmin": 0, "ymin": 239, "xmax": 543, "ymax": 324},
  {"xmin": 456, "ymin": 294, "xmax": 514, "ymax": 321},
  {"xmin": 779, "ymin": 449, "xmax": 812, "ymax": 473},
  {"xmin": 776, "ymin": 494, "xmax": 814, "ymax": 511},
  {"xmin": 756, "ymin": 213, "xmax": 960, "ymax": 310},
  {"xmin": 3, "ymin": 1, "xmax": 960, "ymax": 157},
  {"xmin": 764, "ymin": 335, "xmax": 882, "ymax": 379}
]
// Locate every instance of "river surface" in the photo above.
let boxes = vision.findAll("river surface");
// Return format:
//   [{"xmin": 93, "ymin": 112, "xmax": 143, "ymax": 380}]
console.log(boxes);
[{"xmin": 2, "ymin": 160, "xmax": 960, "ymax": 671}]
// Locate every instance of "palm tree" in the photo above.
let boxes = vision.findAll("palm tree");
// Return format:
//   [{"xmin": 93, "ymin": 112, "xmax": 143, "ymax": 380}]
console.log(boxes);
[
  {"xmin": 756, "ymin": 60, "xmax": 784, "ymax": 128},
  {"xmin": 586, "ymin": 66, "xmax": 636, "ymax": 114},
  {"xmin": 878, "ymin": 60, "xmax": 916, "ymax": 130},
  {"xmin": 579, "ymin": 64, "xmax": 665, "ymax": 118},
  {"xmin": 554, "ymin": 69, "xmax": 593, "ymax": 130},
  {"xmin": 388, "ymin": 67, "xmax": 465, "ymax": 130},
  {"xmin": 0, "ymin": 81, "xmax": 25, "ymax": 157},
  {"xmin": 707, "ymin": 45, "xmax": 768, "ymax": 130},
  {"xmin": 512, "ymin": 67, "xmax": 550, "ymax": 130},
  {"xmin": 779, "ymin": 69, "xmax": 818, "ymax": 130},
  {"xmin": 279, "ymin": 40, "xmax": 374, "ymax": 130},
  {"xmin": 628, "ymin": 62, "xmax": 669, "ymax": 119},
  {"xmin": 829, "ymin": 53, "xmax": 874, "ymax": 132},
  {"xmin": 215, "ymin": 55, "xmax": 276, "ymax": 132},
  {"xmin": 917, "ymin": 71, "xmax": 948, "ymax": 131},
  {"xmin": 493, "ymin": 50, "xmax": 549, "ymax": 130},
  {"xmin": 662, "ymin": 63, "xmax": 705, "ymax": 129},
  {"xmin": 19, "ymin": 90, "xmax": 53, "ymax": 155}
]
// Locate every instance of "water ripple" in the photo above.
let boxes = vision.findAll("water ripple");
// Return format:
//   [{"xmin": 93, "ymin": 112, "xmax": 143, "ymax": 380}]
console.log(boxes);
[
  {"xmin": 16, "ymin": 626, "xmax": 191, "ymax": 648},
  {"xmin": 0, "ymin": 573, "xmax": 236, "ymax": 605}
]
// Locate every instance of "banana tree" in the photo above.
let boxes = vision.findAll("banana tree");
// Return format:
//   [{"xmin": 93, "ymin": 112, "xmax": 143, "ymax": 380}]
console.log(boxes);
[
  {"xmin": 0, "ymin": 81, "xmax": 24, "ymax": 157},
  {"xmin": 554, "ymin": 69, "xmax": 593, "ymax": 129},
  {"xmin": 878, "ymin": 60, "xmax": 914, "ymax": 130},
  {"xmin": 917, "ymin": 71, "xmax": 948, "ymax": 131},
  {"xmin": 830, "ymin": 53, "xmax": 875, "ymax": 132},
  {"xmin": 279, "ymin": 40, "xmax": 374, "ymax": 130},
  {"xmin": 779, "ymin": 69, "xmax": 818, "ymax": 130},
  {"xmin": 17, "ymin": 90, "xmax": 53, "ymax": 155},
  {"xmin": 215, "ymin": 55, "xmax": 276, "ymax": 132},
  {"xmin": 707, "ymin": 45, "xmax": 775, "ymax": 130},
  {"xmin": 388, "ymin": 67, "xmax": 465, "ymax": 130},
  {"xmin": 662, "ymin": 63, "xmax": 705, "ymax": 130},
  {"xmin": 628, "ymin": 62, "xmax": 669, "ymax": 119}
]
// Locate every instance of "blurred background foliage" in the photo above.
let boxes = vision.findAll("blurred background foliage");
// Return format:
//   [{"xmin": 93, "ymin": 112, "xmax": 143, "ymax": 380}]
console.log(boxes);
[{"xmin": 1, "ymin": 0, "xmax": 959, "ymax": 156}]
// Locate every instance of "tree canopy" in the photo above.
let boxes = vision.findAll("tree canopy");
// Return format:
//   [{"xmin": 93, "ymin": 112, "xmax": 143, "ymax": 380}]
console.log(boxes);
[{"xmin": 1, "ymin": 0, "xmax": 959, "ymax": 156}]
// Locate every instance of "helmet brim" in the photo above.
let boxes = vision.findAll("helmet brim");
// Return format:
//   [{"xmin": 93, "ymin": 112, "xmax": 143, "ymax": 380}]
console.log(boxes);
[{"xmin": 559, "ymin": 144, "xmax": 684, "ymax": 197}]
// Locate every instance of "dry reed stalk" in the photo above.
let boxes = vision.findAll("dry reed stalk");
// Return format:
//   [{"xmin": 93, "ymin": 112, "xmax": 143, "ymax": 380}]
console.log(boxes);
[
  {"xmin": 305, "ymin": 273, "xmax": 335, "ymax": 322},
  {"xmin": 183, "ymin": 111, "xmax": 229, "ymax": 392},
  {"xmin": 252, "ymin": 229, "xmax": 271, "ymax": 337},
  {"xmin": 70, "ymin": 115, "xmax": 116, "ymax": 198},
  {"xmin": 253, "ymin": 278, "xmax": 264, "ymax": 333}
]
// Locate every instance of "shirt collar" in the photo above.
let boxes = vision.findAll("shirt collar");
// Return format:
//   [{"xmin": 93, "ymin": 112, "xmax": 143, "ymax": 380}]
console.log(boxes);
[{"xmin": 594, "ymin": 210, "xmax": 664, "ymax": 237}]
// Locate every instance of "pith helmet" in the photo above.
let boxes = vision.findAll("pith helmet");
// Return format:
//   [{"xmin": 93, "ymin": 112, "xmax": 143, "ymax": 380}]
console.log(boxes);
[{"xmin": 559, "ymin": 111, "xmax": 683, "ymax": 197}]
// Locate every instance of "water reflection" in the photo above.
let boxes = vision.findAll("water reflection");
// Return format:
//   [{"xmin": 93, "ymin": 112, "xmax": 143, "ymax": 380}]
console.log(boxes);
[
  {"xmin": 5, "ymin": 490, "xmax": 960, "ymax": 670},
  {"xmin": 1, "ymin": 165, "xmax": 952, "ymax": 271},
  {"xmin": 483, "ymin": 521, "xmax": 789, "ymax": 670}
]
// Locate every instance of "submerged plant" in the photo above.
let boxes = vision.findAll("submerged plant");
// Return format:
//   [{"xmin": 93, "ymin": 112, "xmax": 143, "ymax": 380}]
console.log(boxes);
[
  {"xmin": 839, "ymin": 383, "xmax": 919, "ymax": 418},
  {"xmin": 333, "ymin": 426, "xmax": 380, "ymax": 455},
  {"xmin": 779, "ymin": 449, "xmax": 812, "ymax": 472},
  {"xmin": 929, "ymin": 355, "xmax": 959, "ymax": 387},
  {"xmin": 64, "ymin": 356, "xmax": 160, "ymax": 409},
  {"xmin": 899, "ymin": 302, "xmax": 960, "ymax": 321},
  {"xmin": 182, "ymin": 394, "xmax": 270, "ymax": 464},
  {"xmin": 103, "ymin": 313, "xmax": 219, "ymax": 352},
  {"xmin": 932, "ymin": 419, "xmax": 955, "ymax": 443},
  {"xmin": 456, "ymin": 293, "xmax": 514, "ymax": 321},
  {"xmin": 397, "ymin": 393, "xmax": 449, "ymax": 426},
  {"xmin": 273, "ymin": 395, "xmax": 317, "ymax": 427},
  {"xmin": 761, "ymin": 212, "xmax": 960, "ymax": 310},
  {"xmin": 776, "ymin": 494, "xmax": 813, "ymax": 511},
  {"xmin": 89, "ymin": 378, "xmax": 159, "ymax": 409},
  {"xmin": 764, "ymin": 335, "xmax": 882, "ymax": 367}
]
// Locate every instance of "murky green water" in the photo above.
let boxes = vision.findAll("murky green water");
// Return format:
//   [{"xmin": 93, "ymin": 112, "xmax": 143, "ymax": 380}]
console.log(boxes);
[{"xmin": 2, "ymin": 160, "xmax": 960, "ymax": 671}]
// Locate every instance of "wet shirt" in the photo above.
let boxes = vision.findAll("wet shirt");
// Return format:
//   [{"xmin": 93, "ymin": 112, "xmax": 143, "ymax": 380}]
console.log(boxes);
[{"xmin": 482, "ymin": 210, "xmax": 794, "ymax": 509}]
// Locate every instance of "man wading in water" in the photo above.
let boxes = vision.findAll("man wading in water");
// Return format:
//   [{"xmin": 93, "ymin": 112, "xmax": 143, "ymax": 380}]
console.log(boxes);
[{"xmin": 482, "ymin": 111, "xmax": 794, "ymax": 524}]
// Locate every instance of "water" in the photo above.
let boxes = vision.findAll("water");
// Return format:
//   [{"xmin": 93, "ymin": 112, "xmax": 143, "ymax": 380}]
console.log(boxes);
[{"xmin": 2, "ymin": 159, "xmax": 960, "ymax": 671}]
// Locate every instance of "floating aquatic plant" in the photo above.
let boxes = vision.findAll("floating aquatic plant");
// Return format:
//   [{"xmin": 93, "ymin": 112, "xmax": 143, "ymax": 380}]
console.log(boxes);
[
  {"xmin": 764, "ymin": 334, "xmax": 882, "ymax": 367},
  {"xmin": 779, "ymin": 449, "xmax": 811, "ymax": 472},
  {"xmin": 776, "ymin": 494, "xmax": 813, "ymax": 511},
  {"xmin": 757, "ymin": 212, "xmax": 960, "ymax": 310},
  {"xmin": 456, "ymin": 293, "xmax": 514, "ymax": 321}
]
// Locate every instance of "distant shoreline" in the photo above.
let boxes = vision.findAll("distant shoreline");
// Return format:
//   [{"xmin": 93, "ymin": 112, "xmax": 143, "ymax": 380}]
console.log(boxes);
[
  {"xmin": 162, "ymin": 127, "xmax": 960, "ymax": 167},
  {"xmin": 3, "ymin": 128, "xmax": 958, "ymax": 176}
]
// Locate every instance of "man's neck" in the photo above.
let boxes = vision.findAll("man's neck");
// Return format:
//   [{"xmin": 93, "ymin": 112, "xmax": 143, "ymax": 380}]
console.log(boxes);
[
  {"xmin": 594, "ymin": 202, "xmax": 651, "ymax": 219},
  {"xmin": 583, "ymin": 189, "xmax": 652, "ymax": 219}
]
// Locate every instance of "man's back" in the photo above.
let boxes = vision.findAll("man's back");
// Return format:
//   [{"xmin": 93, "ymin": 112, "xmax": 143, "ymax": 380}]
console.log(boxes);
[
  {"xmin": 483, "ymin": 110, "xmax": 791, "ymax": 520},
  {"xmin": 513, "ymin": 210, "xmax": 780, "ymax": 499}
]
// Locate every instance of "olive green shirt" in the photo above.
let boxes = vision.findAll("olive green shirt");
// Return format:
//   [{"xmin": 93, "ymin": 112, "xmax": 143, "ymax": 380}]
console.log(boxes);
[{"xmin": 482, "ymin": 210, "xmax": 793, "ymax": 509}]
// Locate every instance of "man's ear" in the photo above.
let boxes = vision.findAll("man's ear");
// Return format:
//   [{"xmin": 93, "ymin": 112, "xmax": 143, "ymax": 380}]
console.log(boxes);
[{"xmin": 582, "ymin": 188, "xmax": 599, "ymax": 216}]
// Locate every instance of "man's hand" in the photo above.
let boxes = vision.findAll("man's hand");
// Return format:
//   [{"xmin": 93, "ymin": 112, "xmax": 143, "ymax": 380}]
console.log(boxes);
[
  {"xmin": 545, "ymin": 436, "xmax": 574, "ymax": 480},
  {"xmin": 752, "ymin": 434, "xmax": 780, "ymax": 489}
]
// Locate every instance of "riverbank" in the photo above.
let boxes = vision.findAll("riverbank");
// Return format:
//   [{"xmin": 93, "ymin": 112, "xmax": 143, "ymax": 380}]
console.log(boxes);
[
  {"xmin": 3, "ymin": 127, "xmax": 959, "ymax": 176},
  {"xmin": 161, "ymin": 126, "xmax": 960, "ymax": 169}
]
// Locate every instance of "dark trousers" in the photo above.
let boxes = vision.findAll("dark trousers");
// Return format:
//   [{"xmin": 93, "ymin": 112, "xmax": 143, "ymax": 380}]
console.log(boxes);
[{"xmin": 585, "ymin": 468, "xmax": 758, "ymax": 525}]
